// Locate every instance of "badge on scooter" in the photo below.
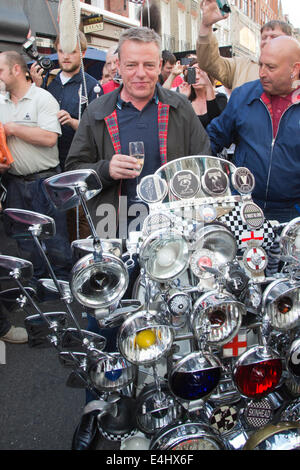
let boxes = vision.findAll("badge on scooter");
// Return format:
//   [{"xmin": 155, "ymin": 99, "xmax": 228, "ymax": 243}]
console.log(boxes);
[
  {"xmin": 243, "ymin": 398, "xmax": 274, "ymax": 429},
  {"xmin": 232, "ymin": 167, "xmax": 255, "ymax": 195},
  {"xmin": 287, "ymin": 338, "xmax": 300, "ymax": 381},
  {"xmin": 202, "ymin": 168, "xmax": 229, "ymax": 196},
  {"xmin": 198, "ymin": 204, "xmax": 217, "ymax": 223},
  {"xmin": 170, "ymin": 170, "xmax": 200, "ymax": 199},
  {"xmin": 137, "ymin": 174, "xmax": 168, "ymax": 203},
  {"xmin": 243, "ymin": 246, "xmax": 268, "ymax": 274},
  {"xmin": 241, "ymin": 201, "xmax": 264, "ymax": 229},
  {"xmin": 209, "ymin": 405, "xmax": 238, "ymax": 434},
  {"xmin": 142, "ymin": 212, "xmax": 173, "ymax": 237}
]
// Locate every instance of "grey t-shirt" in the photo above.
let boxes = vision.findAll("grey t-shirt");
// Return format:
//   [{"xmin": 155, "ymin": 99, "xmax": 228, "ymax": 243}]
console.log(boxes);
[{"xmin": 0, "ymin": 83, "xmax": 61, "ymax": 175}]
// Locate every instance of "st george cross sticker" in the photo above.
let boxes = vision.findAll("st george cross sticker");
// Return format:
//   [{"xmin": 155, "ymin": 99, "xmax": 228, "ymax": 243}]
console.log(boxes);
[
  {"xmin": 223, "ymin": 329, "xmax": 247, "ymax": 358},
  {"xmin": 240, "ymin": 229, "xmax": 264, "ymax": 247}
]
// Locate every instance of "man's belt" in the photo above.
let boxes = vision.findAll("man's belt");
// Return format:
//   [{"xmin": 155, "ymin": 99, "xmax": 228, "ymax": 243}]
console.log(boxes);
[{"xmin": 6, "ymin": 166, "xmax": 61, "ymax": 182}]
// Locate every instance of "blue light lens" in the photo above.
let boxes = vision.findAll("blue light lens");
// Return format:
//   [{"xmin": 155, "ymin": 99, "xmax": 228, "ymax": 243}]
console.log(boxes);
[
  {"xmin": 170, "ymin": 367, "xmax": 221, "ymax": 400},
  {"xmin": 104, "ymin": 368, "xmax": 123, "ymax": 382}
]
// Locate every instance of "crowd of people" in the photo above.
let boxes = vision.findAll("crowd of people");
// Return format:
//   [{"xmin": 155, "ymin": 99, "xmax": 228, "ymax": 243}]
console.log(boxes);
[{"xmin": 0, "ymin": 0, "xmax": 299, "ymax": 449}]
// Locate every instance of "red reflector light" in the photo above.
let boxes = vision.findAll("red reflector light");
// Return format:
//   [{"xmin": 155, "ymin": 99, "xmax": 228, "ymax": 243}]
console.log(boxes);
[{"xmin": 234, "ymin": 359, "xmax": 282, "ymax": 398}]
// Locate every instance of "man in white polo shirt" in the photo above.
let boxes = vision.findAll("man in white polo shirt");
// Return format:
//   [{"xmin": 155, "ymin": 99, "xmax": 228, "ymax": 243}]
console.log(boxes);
[{"xmin": 0, "ymin": 51, "xmax": 72, "ymax": 294}]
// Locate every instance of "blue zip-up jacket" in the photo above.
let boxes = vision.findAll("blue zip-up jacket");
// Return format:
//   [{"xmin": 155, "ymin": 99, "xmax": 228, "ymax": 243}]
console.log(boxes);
[{"xmin": 207, "ymin": 79, "xmax": 300, "ymax": 211}]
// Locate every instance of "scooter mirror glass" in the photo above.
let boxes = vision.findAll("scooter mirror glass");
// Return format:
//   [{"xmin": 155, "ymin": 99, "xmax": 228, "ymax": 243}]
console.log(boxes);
[
  {"xmin": 3, "ymin": 208, "xmax": 55, "ymax": 239},
  {"xmin": 43, "ymin": 169, "xmax": 102, "ymax": 211},
  {"xmin": 0, "ymin": 254, "xmax": 33, "ymax": 281}
]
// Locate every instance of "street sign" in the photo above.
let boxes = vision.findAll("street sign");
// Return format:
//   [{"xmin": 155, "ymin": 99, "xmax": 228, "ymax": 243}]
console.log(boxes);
[{"xmin": 83, "ymin": 14, "xmax": 104, "ymax": 34}]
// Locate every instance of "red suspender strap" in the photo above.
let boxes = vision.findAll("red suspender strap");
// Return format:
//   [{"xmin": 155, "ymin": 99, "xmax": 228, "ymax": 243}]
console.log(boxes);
[
  {"xmin": 158, "ymin": 102, "xmax": 170, "ymax": 166},
  {"xmin": 104, "ymin": 110, "xmax": 121, "ymax": 154}
]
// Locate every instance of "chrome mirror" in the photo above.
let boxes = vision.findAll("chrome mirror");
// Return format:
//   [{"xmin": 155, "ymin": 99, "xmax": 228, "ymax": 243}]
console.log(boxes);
[
  {"xmin": 59, "ymin": 351, "xmax": 87, "ymax": 368},
  {"xmin": 43, "ymin": 169, "xmax": 102, "ymax": 211},
  {"xmin": 0, "ymin": 286, "xmax": 35, "ymax": 311},
  {"xmin": 36, "ymin": 278, "xmax": 71, "ymax": 302},
  {"xmin": 3, "ymin": 208, "xmax": 55, "ymax": 239},
  {"xmin": 61, "ymin": 328, "xmax": 106, "ymax": 353},
  {"xmin": 24, "ymin": 312, "xmax": 68, "ymax": 348},
  {"xmin": 0, "ymin": 254, "xmax": 33, "ymax": 282}
]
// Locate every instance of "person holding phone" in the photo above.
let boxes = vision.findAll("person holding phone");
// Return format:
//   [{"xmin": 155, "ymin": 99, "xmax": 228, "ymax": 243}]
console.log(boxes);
[
  {"xmin": 197, "ymin": 0, "xmax": 292, "ymax": 90},
  {"xmin": 178, "ymin": 59, "xmax": 227, "ymax": 128}
]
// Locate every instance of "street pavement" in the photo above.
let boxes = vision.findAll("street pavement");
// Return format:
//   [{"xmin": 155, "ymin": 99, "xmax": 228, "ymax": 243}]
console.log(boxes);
[{"xmin": 0, "ymin": 220, "xmax": 88, "ymax": 451}]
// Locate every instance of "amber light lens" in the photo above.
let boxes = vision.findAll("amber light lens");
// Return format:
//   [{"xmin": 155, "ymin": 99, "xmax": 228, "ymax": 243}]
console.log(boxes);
[
  {"xmin": 234, "ymin": 359, "xmax": 282, "ymax": 398},
  {"xmin": 208, "ymin": 309, "xmax": 226, "ymax": 326},
  {"xmin": 276, "ymin": 296, "xmax": 293, "ymax": 314}
]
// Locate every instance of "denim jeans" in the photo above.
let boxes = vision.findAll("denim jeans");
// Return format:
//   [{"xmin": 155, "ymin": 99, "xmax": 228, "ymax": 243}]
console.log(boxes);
[{"xmin": 3, "ymin": 174, "xmax": 72, "ymax": 282}]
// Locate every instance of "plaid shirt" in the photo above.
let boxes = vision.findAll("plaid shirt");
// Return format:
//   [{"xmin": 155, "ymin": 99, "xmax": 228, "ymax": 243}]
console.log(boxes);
[{"xmin": 104, "ymin": 90, "xmax": 169, "ymax": 166}]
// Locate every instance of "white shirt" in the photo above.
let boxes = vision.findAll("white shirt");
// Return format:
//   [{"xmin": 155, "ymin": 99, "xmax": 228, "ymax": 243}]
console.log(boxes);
[{"xmin": 0, "ymin": 84, "xmax": 61, "ymax": 175}]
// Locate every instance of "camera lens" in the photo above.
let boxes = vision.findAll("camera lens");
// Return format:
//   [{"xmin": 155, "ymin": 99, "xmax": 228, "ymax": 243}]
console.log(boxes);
[{"xmin": 40, "ymin": 57, "xmax": 53, "ymax": 71}]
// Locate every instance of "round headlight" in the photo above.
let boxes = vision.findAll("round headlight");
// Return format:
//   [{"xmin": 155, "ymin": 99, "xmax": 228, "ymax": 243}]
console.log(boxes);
[
  {"xmin": 118, "ymin": 310, "xmax": 174, "ymax": 365},
  {"xmin": 190, "ymin": 292, "xmax": 244, "ymax": 346},
  {"xmin": 243, "ymin": 422, "xmax": 300, "ymax": 450},
  {"xmin": 192, "ymin": 224, "xmax": 237, "ymax": 266},
  {"xmin": 233, "ymin": 345, "xmax": 282, "ymax": 399},
  {"xmin": 150, "ymin": 421, "xmax": 226, "ymax": 450},
  {"xmin": 168, "ymin": 351, "xmax": 222, "ymax": 401},
  {"xmin": 139, "ymin": 229, "xmax": 189, "ymax": 282},
  {"xmin": 262, "ymin": 279, "xmax": 300, "ymax": 331},
  {"xmin": 88, "ymin": 353, "xmax": 135, "ymax": 392},
  {"xmin": 280, "ymin": 217, "xmax": 300, "ymax": 261},
  {"xmin": 70, "ymin": 253, "xmax": 129, "ymax": 309}
]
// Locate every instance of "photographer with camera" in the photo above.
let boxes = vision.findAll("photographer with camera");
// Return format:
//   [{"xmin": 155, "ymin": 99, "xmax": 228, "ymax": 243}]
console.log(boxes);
[
  {"xmin": 178, "ymin": 59, "xmax": 227, "ymax": 128},
  {"xmin": 197, "ymin": 0, "xmax": 292, "ymax": 90},
  {"xmin": 0, "ymin": 51, "xmax": 72, "ymax": 287},
  {"xmin": 30, "ymin": 31, "xmax": 99, "ymax": 241}
]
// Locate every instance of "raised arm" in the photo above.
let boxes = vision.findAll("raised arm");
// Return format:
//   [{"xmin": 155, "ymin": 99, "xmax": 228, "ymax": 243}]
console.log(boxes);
[{"xmin": 197, "ymin": 0, "xmax": 237, "ymax": 89}]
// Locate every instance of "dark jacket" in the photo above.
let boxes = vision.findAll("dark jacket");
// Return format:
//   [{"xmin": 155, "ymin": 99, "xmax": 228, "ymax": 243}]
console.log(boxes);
[
  {"xmin": 65, "ymin": 85, "xmax": 211, "ymax": 235},
  {"xmin": 207, "ymin": 79, "xmax": 300, "ymax": 211},
  {"xmin": 48, "ymin": 70, "xmax": 99, "ymax": 168}
]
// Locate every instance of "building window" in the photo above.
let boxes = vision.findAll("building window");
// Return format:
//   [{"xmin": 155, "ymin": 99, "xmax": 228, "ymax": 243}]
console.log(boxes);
[
  {"xmin": 161, "ymin": 0, "xmax": 171, "ymax": 50},
  {"xmin": 90, "ymin": 0, "xmax": 105, "ymax": 7},
  {"xmin": 178, "ymin": 8, "xmax": 187, "ymax": 51},
  {"xmin": 191, "ymin": 16, "xmax": 198, "ymax": 49}
]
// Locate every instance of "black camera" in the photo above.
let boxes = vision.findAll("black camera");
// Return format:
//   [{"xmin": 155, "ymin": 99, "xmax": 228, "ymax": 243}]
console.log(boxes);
[
  {"xmin": 23, "ymin": 36, "xmax": 53, "ymax": 73},
  {"xmin": 187, "ymin": 67, "xmax": 196, "ymax": 85},
  {"xmin": 216, "ymin": 0, "xmax": 231, "ymax": 15}
]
